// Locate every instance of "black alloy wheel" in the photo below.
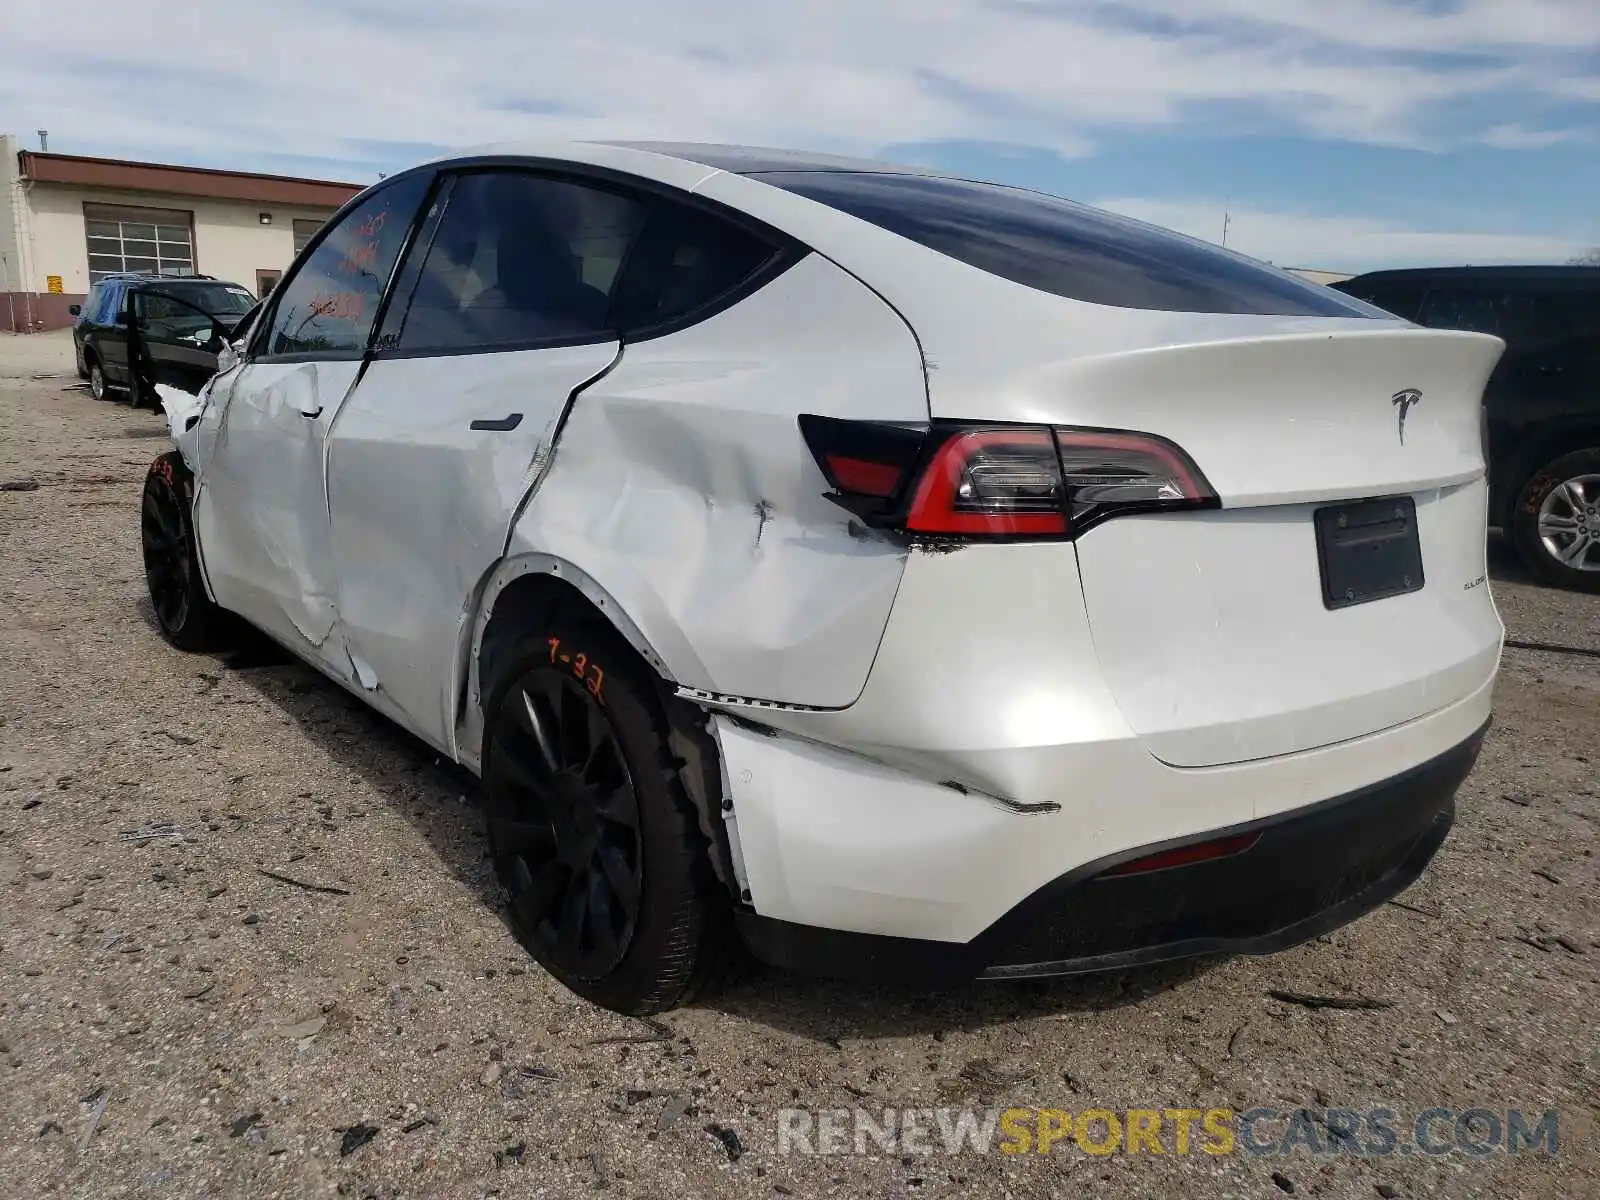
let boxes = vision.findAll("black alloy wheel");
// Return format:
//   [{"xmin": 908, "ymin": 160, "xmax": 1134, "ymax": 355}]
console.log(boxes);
[
  {"xmin": 489, "ymin": 668, "xmax": 644, "ymax": 981},
  {"xmin": 481, "ymin": 614, "xmax": 738, "ymax": 1014},
  {"xmin": 140, "ymin": 453, "xmax": 231, "ymax": 651}
]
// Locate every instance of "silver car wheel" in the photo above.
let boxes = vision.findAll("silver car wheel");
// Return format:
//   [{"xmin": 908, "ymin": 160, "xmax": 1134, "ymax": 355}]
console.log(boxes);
[{"xmin": 1536, "ymin": 472, "xmax": 1600, "ymax": 572}]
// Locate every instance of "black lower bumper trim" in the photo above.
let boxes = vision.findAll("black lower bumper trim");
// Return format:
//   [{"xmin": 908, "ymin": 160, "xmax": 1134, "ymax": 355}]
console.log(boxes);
[{"xmin": 735, "ymin": 721, "xmax": 1487, "ymax": 986}]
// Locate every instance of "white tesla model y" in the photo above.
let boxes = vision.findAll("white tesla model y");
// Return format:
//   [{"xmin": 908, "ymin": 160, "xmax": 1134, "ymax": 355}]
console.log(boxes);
[{"xmin": 141, "ymin": 142, "xmax": 1504, "ymax": 1014}]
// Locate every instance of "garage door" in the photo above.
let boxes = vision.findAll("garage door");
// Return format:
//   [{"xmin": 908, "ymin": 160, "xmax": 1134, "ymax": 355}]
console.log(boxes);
[{"xmin": 84, "ymin": 204, "xmax": 195, "ymax": 281}]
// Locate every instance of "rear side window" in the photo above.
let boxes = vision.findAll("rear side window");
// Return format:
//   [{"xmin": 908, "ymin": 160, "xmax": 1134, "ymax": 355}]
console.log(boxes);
[
  {"xmin": 88, "ymin": 282, "xmax": 123, "ymax": 324},
  {"xmin": 263, "ymin": 174, "xmax": 431, "ymax": 357},
  {"xmin": 608, "ymin": 202, "xmax": 781, "ymax": 335},
  {"xmin": 397, "ymin": 172, "xmax": 649, "ymax": 352},
  {"xmin": 754, "ymin": 171, "xmax": 1374, "ymax": 317}
]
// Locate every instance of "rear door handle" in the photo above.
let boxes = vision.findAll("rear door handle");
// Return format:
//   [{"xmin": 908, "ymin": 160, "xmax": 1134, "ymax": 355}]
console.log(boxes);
[{"xmin": 470, "ymin": 413, "xmax": 523, "ymax": 432}]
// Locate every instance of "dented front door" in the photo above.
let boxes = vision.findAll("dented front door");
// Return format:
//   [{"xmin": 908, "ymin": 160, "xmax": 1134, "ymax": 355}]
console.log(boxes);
[
  {"xmin": 194, "ymin": 359, "xmax": 362, "ymax": 677},
  {"xmin": 325, "ymin": 344, "xmax": 620, "ymax": 747},
  {"xmin": 191, "ymin": 172, "xmax": 435, "ymax": 677}
]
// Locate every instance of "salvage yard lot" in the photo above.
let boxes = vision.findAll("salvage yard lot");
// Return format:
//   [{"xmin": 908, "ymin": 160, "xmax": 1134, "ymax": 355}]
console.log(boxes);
[{"xmin": 0, "ymin": 333, "xmax": 1596, "ymax": 1199}]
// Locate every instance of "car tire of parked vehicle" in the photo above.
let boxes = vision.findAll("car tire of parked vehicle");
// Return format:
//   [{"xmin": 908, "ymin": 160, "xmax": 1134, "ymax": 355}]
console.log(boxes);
[
  {"xmin": 1511, "ymin": 447, "xmax": 1600, "ymax": 594},
  {"xmin": 481, "ymin": 614, "xmax": 736, "ymax": 1014},
  {"xmin": 86, "ymin": 353, "xmax": 113, "ymax": 402},
  {"xmin": 141, "ymin": 452, "xmax": 237, "ymax": 651}
]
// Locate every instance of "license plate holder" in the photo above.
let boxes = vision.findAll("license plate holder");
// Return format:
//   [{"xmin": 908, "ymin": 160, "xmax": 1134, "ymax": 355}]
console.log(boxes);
[{"xmin": 1314, "ymin": 497, "xmax": 1424, "ymax": 610}]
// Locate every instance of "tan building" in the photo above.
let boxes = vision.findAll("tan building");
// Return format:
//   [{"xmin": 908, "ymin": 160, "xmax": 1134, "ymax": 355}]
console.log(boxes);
[
  {"xmin": 1288, "ymin": 267, "xmax": 1354, "ymax": 286},
  {"xmin": 1, "ymin": 134, "xmax": 363, "ymax": 332}
]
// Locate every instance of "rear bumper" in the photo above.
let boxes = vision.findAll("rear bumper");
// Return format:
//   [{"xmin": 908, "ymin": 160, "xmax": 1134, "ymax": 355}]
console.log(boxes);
[{"xmin": 736, "ymin": 721, "xmax": 1483, "ymax": 984}]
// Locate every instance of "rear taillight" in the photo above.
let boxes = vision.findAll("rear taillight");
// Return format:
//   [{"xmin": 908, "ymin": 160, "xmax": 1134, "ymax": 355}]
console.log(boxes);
[
  {"xmin": 1053, "ymin": 428, "xmax": 1211, "ymax": 532},
  {"xmin": 800, "ymin": 416, "xmax": 1215, "ymax": 539},
  {"xmin": 907, "ymin": 428, "xmax": 1067, "ymax": 535}
]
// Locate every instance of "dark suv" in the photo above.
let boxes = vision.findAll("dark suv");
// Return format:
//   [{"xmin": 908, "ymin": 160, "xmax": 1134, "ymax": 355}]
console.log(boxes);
[
  {"xmin": 71, "ymin": 274, "xmax": 258, "ymax": 403},
  {"xmin": 1333, "ymin": 266, "xmax": 1600, "ymax": 592}
]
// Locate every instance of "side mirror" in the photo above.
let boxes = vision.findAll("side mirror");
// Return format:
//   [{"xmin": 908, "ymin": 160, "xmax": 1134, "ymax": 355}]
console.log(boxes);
[
  {"xmin": 68, "ymin": 304, "xmax": 81, "ymax": 317},
  {"xmin": 216, "ymin": 342, "xmax": 241, "ymax": 374}
]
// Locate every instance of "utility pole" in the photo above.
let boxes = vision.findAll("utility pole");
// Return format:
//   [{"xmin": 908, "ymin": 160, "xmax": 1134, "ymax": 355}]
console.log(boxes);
[
  {"xmin": 1221, "ymin": 205, "xmax": 1231, "ymax": 248},
  {"xmin": 36, "ymin": 130, "xmax": 48, "ymax": 152}
]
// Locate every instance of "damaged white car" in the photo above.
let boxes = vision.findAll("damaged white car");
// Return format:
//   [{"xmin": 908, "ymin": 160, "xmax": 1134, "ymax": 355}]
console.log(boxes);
[{"xmin": 141, "ymin": 142, "xmax": 1504, "ymax": 1014}]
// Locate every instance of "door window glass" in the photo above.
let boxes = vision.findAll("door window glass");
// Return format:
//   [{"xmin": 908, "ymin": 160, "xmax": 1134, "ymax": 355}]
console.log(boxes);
[
  {"xmin": 608, "ymin": 201, "xmax": 781, "ymax": 334},
  {"xmin": 84, "ymin": 283, "xmax": 111, "ymax": 323},
  {"xmin": 133, "ymin": 291, "xmax": 220, "ymax": 343},
  {"xmin": 396, "ymin": 172, "xmax": 648, "ymax": 351},
  {"xmin": 263, "ymin": 175, "xmax": 431, "ymax": 357}
]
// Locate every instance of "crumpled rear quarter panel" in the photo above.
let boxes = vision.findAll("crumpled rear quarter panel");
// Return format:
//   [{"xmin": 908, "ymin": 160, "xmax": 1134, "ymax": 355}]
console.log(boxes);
[{"xmin": 510, "ymin": 251, "xmax": 930, "ymax": 708}]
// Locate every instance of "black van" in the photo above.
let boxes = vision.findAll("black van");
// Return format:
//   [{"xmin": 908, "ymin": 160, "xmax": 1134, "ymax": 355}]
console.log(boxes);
[
  {"xmin": 71, "ymin": 274, "xmax": 257, "ymax": 403},
  {"xmin": 1333, "ymin": 266, "xmax": 1600, "ymax": 592}
]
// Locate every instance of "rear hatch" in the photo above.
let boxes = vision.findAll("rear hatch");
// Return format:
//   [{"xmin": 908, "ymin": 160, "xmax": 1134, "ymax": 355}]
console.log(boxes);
[{"xmin": 1048, "ymin": 327, "xmax": 1505, "ymax": 767}]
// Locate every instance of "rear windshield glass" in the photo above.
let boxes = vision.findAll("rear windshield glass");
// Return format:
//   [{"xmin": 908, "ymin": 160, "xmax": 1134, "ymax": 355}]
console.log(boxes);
[{"xmin": 752, "ymin": 171, "xmax": 1376, "ymax": 317}]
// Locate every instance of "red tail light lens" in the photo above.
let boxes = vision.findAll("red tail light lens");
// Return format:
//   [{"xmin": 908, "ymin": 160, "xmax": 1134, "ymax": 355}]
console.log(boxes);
[
  {"xmin": 799, "ymin": 415, "xmax": 1215, "ymax": 539},
  {"xmin": 906, "ymin": 429, "xmax": 1067, "ymax": 535},
  {"xmin": 824, "ymin": 454, "xmax": 903, "ymax": 497},
  {"xmin": 1055, "ymin": 428, "xmax": 1211, "ymax": 531}
]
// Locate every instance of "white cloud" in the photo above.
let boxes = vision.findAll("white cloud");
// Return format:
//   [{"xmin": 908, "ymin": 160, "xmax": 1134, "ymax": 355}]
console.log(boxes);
[
  {"xmin": 0, "ymin": 0, "xmax": 1594, "ymax": 169},
  {"xmin": 1095, "ymin": 196, "xmax": 1590, "ymax": 272},
  {"xmin": 1480, "ymin": 122, "xmax": 1581, "ymax": 149},
  {"xmin": 0, "ymin": 0, "xmax": 1594, "ymax": 262}
]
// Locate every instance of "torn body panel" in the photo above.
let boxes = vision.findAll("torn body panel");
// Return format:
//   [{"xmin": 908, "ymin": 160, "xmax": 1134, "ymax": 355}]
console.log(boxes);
[
  {"xmin": 326, "ymin": 343, "xmax": 620, "ymax": 751},
  {"xmin": 191, "ymin": 360, "xmax": 361, "ymax": 677},
  {"xmin": 708, "ymin": 541, "xmax": 1496, "ymax": 942},
  {"xmin": 155, "ymin": 381, "xmax": 208, "ymax": 465},
  {"xmin": 508, "ymin": 252, "xmax": 928, "ymax": 709}
]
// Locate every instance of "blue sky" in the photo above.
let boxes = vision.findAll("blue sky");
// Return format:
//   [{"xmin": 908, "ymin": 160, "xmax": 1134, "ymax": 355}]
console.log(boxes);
[{"xmin": 1, "ymin": 0, "xmax": 1596, "ymax": 271}]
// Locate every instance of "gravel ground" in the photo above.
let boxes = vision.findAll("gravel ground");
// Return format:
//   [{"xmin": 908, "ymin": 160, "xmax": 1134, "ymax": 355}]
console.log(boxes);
[{"xmin": 1, "ymin": 331, "xmax": 1596, "ymax": 1199}]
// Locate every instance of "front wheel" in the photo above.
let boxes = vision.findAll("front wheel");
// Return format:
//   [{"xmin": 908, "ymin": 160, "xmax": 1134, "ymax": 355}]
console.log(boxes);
[
  {"xmin": 87, "ymin": 357, "xmax": 110, "ymax": 401},
  {"xmin": 481, "ymin": 616, "xmax": 735, "ymax": 1014},
  {"xmin": 1510, "ymin": 448, "xmax": 1600, "ymax": 593},
  {"xmin": 141, "ymin": 453, "xmax": 234, "ymax": 650}
]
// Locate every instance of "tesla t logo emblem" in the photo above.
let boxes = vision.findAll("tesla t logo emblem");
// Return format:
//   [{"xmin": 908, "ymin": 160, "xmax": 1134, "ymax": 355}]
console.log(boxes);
[{"xmin": 1392, "ymin": 389, "xmax": 1422, "ymax": 444}]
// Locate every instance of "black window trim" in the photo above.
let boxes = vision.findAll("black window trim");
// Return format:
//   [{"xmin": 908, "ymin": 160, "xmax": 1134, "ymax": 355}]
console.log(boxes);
[
  {"xmin": 245, "ymin": 166, "xmax": 441, "ymax": 365},
  {"xmin": 367, "ymin": 156, "xmax": 809, "ymax": 363}
]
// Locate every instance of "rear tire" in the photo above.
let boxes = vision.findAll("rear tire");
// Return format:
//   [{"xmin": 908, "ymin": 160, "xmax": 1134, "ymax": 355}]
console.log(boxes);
[
  {"xmin": 1510, "ymin": 448, "xmax": 1600, "ymax": 594},
  {"xmin": 481, "ymin": 613, "xmax": 735, "ymax": 1014},
  {"xmin": 141, "ymin": 452, "xmax": 234, "ymax": 651}
]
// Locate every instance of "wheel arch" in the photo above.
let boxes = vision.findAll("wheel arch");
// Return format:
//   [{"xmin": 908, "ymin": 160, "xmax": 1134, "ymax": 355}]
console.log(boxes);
[
  {"xmin": 460, "ymin": 553, "xmax": 742, "ymax": 898},
  {"xmin": 1498, "ymin": 421, "xmax": 1600, "ymax": 527}
]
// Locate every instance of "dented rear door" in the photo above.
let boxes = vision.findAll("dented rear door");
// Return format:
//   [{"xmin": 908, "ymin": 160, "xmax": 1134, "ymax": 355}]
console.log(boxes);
[
  {"xmin": 326, "ymin": 343, "xmax": 619, "ymax": 744},
  {"xmin": 323, "ymin": 169, "xmax": 645, "ymax": 748}
]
